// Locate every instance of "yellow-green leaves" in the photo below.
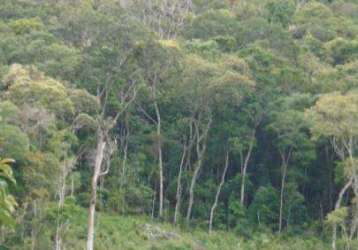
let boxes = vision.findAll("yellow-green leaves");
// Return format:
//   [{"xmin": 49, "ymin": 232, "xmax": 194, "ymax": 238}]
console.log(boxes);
[
  {"xmin": 3, "ymin": 64, "xmax": 74, "ymax": 118},
  {"xmin": 0, "ymin": 157, "xmax": 17, "ymax": 228},
  {"xmin": 2, "ymin": 64, "xmax": 98, "ymax": 121},
  {"xmin": 306, "ymin": 92, "xmax": 358, "ymax": 140},
  {"xmin": 159, "ymin": 39, "xmax": 180, "ymax": 50},
  {"xmin": 326, "ymin": 207, "xmax": 348, "ymax": 226},
  {"xmin": 0, "ymin": 158, "xmax": 15, "ymax": 184},
  {"xmin": 9, "ymin": 17, "xmax": 44, "ymax": 35}
]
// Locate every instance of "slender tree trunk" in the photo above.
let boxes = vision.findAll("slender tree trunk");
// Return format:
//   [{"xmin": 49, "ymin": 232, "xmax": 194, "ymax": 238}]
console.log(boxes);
[
  {"xmin": 279, "ymin": 161, "xmax": 287, "ymax": 234},
  {"xmin": 330, "ymin": 136, "xmax": 357, "ymax": 250},
  {"xmin": 240, "ymin": 134, "xmax": 255, "ymax": 206},
  {"xmin": 186, "ymin": 118, "xmax": 211, "ymax": 223},
  {"xmin": 287, "ymin": 206, "xmax": 292, "ymax": 230},
  {"xmin": 326, "ymin": 145, "xmax": 334, "ymax": 210},
  {"xmin": 209, "ymin": 151, "xmax": 229, "ymax": 233},
  {"xmin": 186, "ymin": 155, "xmax": 204, "ymax": 222},
  {"xmin": 55, "ymin": 225, "xmax": 62, "ymax": 250},
  {"xmin": 121, "ymin": 138, "xmax": 128, "ymax": 186},
  {"xmin": 279, "ymin": 149, "xmax": 291, "ymax": 234},
  {"xmin": 332, "ymin": 178, "xmax": 353, "ymax": 250},
  {"xmin": 153, "ymin": 100, "xmax": 164, "ymax": 218},
  {"xmin": 151, "ymin": 190, "xmax": 156, "ymax": 220},
  {"xmin": 174, "ymin": 144, "xmax": 187, "ymax": 224},
  {"xmin": 71, "ymin": 174, "xmax": 74, "ymax": 198},
  {"xmin": 85, "ymin": 73, "xmax": 137, "ymax": 250},
  {"xmin": 87, "ymin": 131, "xmax": 106, "ymax": 250},
  {"xmin": 117, "ymin": 120, "xmax": 129, "ymax": 213},
  {"xmin": 346, "ymin": 138, "xmax": 357, "ymax": 246}
]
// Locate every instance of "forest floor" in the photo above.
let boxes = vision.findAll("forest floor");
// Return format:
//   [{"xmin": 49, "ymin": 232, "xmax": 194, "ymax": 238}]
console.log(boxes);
[{"xmin": 56, "ymin": 208, "xmax": 331, "ymax": 250}]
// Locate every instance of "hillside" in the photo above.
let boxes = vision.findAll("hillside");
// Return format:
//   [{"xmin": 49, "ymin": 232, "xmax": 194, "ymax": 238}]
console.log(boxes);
[{"xmin": 0, "ymin": 1, "xmax": 357, "ymax": 250}]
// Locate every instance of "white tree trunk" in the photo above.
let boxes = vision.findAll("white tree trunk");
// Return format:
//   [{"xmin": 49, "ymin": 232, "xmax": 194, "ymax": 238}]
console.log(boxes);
[
  {"xmin": 174, "ymin": 145, "xmax": 187, "ymax": 224},
  {"xmin": 332, "ymin": 178, "xmax": 353, "ymax": 250},
  {"xmin": 240, "ymin": 134, "xmax": 255, "ymax": 206},
  {"xmin": 186, "ymin": 118, "xmax": 211, "ymax": 223},
  {"xmin": 55, "ymin": 225, "xmax": 62, "ymax": 250},
  {"xmin": 186, "ymin": 156, "xmax": 203, "ymax": 222},
  {"xmin": 209, "ymin": 151, "xmax": 229, "ymax": 233},
  {"xmin": 279, "ymin": 162, "xmax": 287, "ymax": 234},
  {"xmin": 154, "ymin": 100, "xmax": 164, "ymax": 218},
  {"xmin": 85, "ymin": 70, "xmax": 137, "ymax": 250},
  {"xmin": 87, "ymin": 132, "xmax": 106, "ymax": 250}
]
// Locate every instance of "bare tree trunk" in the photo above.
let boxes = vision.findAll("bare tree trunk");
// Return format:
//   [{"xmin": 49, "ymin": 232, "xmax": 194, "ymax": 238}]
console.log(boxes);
[
  {"xmin": 332, "ymin": 178, "xmax": 353, "ymax": 250},
  {"xmin": 344, "ymin": 137, "xmax": 357, "ymax": 248},
  {"xmin": 186, "ymin": 155, "xmax": 203, "ymax": 222},
  {"xmin": 209, "ymin": 151, "xmax": 229, "ymax": 233},
  {"xmin": 85, "ymin": 66, "xmax": 137, "ymax": 250},
  {"xmin": 153, "ymin": 100, "xmax": 164, "ymax": 218},
  {"xmin": 279, "ymin": 162, "xmax": 287, "ymax": 234},
  {"xmin": 329, "ymin": 136, "xmax": 357, "ymax": 250},
  {"xmin": 186, "ymin": 117, "xmax": 212, "ymax": 223},
  {"xmin": 71, "ymin": 174, "xmax": 74, "ymax": 198},
  {"xmin": 151, "ymin": 191, "xmax": 156, "ymax": 220},
  {"xmin": 325, "ymin": 145, "xmax": 334, "ymax": 210},
  {"xmin": 120, "ymin": 137, "xmax": 128, "ymax": 187},
  {"xmin": 240, "ymin": 133, "xmax": 255, "ymax": 206},
  {"xmin": 279, "ymin": 149, "xmax": 291, "ymax": 234},
  {"xmin": 174, "ymin": 144, "xmax": 187, "ymax": 224},
  {"xmin": 87, "ymin": 131, "xmax": 106, "ymax": 250},
  {"xmin": 55, "ymin": 225, "xmax": 62, "ymax": 250}
]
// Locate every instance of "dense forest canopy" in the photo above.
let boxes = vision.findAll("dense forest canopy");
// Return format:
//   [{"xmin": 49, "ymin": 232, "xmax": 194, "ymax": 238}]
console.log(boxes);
[{"xmin": 0, "ymin": 0, "xmax": 357, "ymax": 249}]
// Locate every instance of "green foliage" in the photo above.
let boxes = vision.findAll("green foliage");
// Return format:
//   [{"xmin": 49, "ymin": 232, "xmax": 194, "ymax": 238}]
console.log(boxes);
[
  {"xmin": 3, "ymin": 64, "xmax": 75, "ymax": 118},
  {"xmin": 249, "ymin": 186, "xmax": 280, "ymax": 229},
  {"xmin": 8, "ymin": 17, "xmax": 44, "ymax": 35},
  {"xmin": 0, "ymin": 158, "xmax": 17, "ymax": 227},
  {"xmin": 183, "ymin": 9, "xmax": 240, "ymax": 40},
  {"xmin": 266, "ymin": 0, "xmax": 295, "ymax": 27},
  {"xmin": 307, "ymin": 91, "xmax": 358, "ymax": 140},
  {"xmin": 0, "ymin": 124, "xmax": 29, "ymax": 161},
  {"xmin": 325, "ymin": 37, "xmax": 358, "ymax": 65},
  {"xmin": 0, "ymin": 0, "xmax": 357, "ymax": 248}
]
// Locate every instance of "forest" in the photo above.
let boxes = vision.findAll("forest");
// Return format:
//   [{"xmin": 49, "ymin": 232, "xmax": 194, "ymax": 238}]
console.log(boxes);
[{"xmin": 0, "ymin": 0, "xmax": 357, "ymax": 249}]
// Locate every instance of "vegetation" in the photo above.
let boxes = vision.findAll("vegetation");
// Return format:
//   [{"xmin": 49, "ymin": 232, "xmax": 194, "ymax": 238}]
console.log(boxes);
[{"xmin": 0, "ymin": 0, "xmax": 357, "ymax": 249}]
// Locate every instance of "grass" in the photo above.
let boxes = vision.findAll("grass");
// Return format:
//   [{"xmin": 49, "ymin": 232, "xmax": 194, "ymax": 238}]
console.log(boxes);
[{"xmin": 52, "ymin": 207, "xmax": 331, "ymax": 250}]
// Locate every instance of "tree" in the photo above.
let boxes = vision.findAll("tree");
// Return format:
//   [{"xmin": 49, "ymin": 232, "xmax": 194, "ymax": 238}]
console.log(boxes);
[
  {"xmin": 208, "ymin": 150, "xmax": 229, "ymax": 233},
  {"xmin": 307, "ymin": 91, "xmax": 358, "ymax": 250},
  {"xmin": 86, "ymin": 76, "xmax": 138, "ymax": 250},
  {"xmin": 126, "ymin": 0, "xmax": 192, "ymax": 39},
  {"xmin": 0, "ymin": 158, "xmax": 17, "ymax": 228},
  {"xmin": 248, "ymin": 185, "xmax": 279, "ymax": 229},
  {"xmin": 135, "ymin": 40, "xmax": 180, "ymax": 218},
  {"xmin": 265, "ymin": 0, "xmax": 295, "ymax": 28},
  {"xmin": 267, "ymin": 94, "xmax": 314, "ymax": 233}
]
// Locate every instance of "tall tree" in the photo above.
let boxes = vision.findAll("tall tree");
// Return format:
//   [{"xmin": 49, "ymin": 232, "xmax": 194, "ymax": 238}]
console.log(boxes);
[{"xmin": 307, "ymin": 92, "xmax": 358, "ymax": 250}]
